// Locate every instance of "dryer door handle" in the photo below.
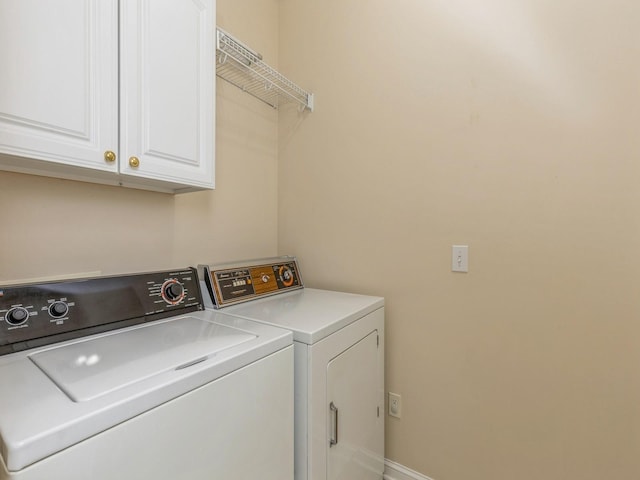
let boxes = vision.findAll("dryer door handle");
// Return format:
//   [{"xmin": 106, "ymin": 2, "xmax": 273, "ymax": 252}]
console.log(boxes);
[{"xmin": 329, "ymin": 401, "xmax": 339, "ymax": 447}]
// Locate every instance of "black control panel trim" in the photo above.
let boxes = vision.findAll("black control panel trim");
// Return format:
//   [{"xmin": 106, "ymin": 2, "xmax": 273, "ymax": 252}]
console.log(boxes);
[{"xmin": 0, "ymin": 268, "xmax": 203, "ymax": 356}]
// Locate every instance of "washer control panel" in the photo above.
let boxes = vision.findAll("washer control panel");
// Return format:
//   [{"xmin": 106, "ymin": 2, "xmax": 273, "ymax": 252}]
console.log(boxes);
[
  {"xmin": 0, "ymin": 268, "xmax": 202, "ymax": 355},
  {"xmin": 198, "ymin": 257, "xmax": 303, "ymax": 308}
]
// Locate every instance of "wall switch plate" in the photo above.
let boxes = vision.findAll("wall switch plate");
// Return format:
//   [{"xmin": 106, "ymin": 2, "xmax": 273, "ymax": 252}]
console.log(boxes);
[
  {"xmin": 452, "ymin": 245, "xmax": 469, "ymax": 272},
  {"xmin": 388, "ymin": 392, "xmax": 402, "ymax": 418}
]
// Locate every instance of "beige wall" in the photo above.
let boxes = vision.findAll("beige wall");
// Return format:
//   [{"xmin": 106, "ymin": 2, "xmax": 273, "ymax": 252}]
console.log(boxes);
[
  {"xmin": 174, "ymin": 0, "xmax": 281, "ymax": 268},
  {"xmin": 0, "ymin": 0, "xmax": 279, "ymax": 283},
  {"xmin": 278, "ymin": 1, "xmax": 640, "ymax": 479},
  {"xmin": 3, "ymin": 1, "xmax": 640, "ymax": 479}
]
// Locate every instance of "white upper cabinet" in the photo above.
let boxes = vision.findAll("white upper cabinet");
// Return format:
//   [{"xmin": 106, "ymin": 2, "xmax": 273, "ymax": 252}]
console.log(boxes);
[
  {"xmin": 120, "ymin": 0, "xmax": 214, "ymax": 191},
  {"xmin": 0, "ymin": 0, "xmax": 215, "ymax": 193},
  {"xmin": 0, "ymin": 0, "xmax": 119, "ymax": 176}
]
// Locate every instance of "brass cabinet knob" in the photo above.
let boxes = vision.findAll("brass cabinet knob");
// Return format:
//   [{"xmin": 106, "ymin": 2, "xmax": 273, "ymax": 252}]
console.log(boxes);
[
  {"xmin": 104, "ymin": 150, "xmax": 116, "ymax": 163},
  {"xmin": 129, "ymin": 156, "xmax": 140, "ymax": 168}
]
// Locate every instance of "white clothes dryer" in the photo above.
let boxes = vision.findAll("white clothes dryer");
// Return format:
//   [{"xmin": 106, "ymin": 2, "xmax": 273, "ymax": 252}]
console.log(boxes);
[
  {"xmin": 0, "ymin": 268, "xmax": 293, "ymax": 480},
  {"xmin": 199, "ymin": 257, "xmax": 385, "ymax": 480}
]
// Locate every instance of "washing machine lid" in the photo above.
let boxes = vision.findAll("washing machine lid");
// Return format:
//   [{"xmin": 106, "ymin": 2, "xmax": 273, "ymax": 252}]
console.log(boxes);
[
  {"xmin": 30, "ymin": 317, "xmax": 256, "ymax": 402},
  {"xmin": 0, "ymin": 310, "xmax": 292, "ymax": 472},
  {"xmin": 223, "ymin": 288, "xmax": 384, "ymax": 344}
]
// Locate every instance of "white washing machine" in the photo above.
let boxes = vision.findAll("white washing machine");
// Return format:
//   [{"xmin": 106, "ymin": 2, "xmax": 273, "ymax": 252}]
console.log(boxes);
[
  {"xmin": 0, "ymin": 268, "xmax": 294, "ymax": 480},
  {"xmin": 198, "ymin": 257, "xmax": 384, "ymax": 480}
]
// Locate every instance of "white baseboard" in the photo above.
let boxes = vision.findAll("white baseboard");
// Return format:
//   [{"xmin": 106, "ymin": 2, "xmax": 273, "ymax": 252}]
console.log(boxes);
[{"xmin": 383, "ymin": 459, "xmax": 434, "ymax": 480}]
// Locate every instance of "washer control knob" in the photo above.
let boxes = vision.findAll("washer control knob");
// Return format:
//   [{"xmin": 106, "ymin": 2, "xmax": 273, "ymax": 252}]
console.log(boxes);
[
  {"xmin": 261, "ymin": 274, "xmax": 270, "ymax": 283},
  {"xmin": 5, "ymin": 307, "xmax": 29, "ymax": 326},
  {"xmin": 49, "ymin": 301, "xmax": 69, "ymax": 318},
  {"xmin": 161, "ymin": 279, "xmax": 185, "ymax": 304}
]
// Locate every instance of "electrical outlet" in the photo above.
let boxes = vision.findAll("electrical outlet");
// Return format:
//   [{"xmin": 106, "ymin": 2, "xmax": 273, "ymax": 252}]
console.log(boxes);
[{"xmin": 388, "ymin": 392, "xmax": 402, "ymax": 418}]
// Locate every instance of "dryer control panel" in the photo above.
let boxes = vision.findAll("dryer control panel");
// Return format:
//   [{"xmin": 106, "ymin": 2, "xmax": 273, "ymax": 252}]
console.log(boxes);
[
  {"xmin": 0, "ymin": 268, "xmax": 202, "ymax": 355},
  {"xmin": 198, "ymin": 257, "xmax": 303, "ymax": 308}
]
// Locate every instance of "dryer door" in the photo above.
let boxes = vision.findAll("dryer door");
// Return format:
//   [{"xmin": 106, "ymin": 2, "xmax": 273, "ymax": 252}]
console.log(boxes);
[{"xmin": 326, "ymin": 330, "xmax": 383, "ymax": 480}]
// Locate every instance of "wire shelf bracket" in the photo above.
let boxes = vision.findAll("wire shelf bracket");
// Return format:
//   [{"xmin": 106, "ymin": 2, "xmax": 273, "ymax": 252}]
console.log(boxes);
[{"xmin": 216, "ymin": 27, "xmax": 314, "ymax": 112}]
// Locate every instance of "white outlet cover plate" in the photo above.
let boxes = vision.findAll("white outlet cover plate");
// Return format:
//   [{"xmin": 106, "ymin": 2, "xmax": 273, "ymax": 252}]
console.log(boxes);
[{"xmin": 388, "ymin": 392, "xmax": 401, "ymax": 418}]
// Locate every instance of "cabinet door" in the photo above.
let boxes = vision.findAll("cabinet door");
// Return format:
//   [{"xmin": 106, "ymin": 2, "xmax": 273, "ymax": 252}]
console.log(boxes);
[
  {"xmin": 327, "ymin": 330, "xmax": 384, "ymax": 480},
  {"xmin": 0, "ymin": 0, "xmax": 118, "ymax": 172},
  {"xmin": 120, "ymin": 0, "xmax": 215, "ymax": 190}
]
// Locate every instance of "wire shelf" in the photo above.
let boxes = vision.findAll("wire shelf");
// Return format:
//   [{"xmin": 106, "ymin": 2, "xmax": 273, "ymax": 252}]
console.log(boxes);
[{"xmin": 216, "ymin": 28, "xmax": 314, "ymax": 112}]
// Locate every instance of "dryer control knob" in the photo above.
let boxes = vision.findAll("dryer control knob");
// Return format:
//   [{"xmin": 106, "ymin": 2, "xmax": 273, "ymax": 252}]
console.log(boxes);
[
  {"xmin": 261, "ymin": 274, "xmax": 270, "ymax": 283},
  {"xmin": 5, "ymin": 307, "xmax": 29, "ymax": 326}
]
